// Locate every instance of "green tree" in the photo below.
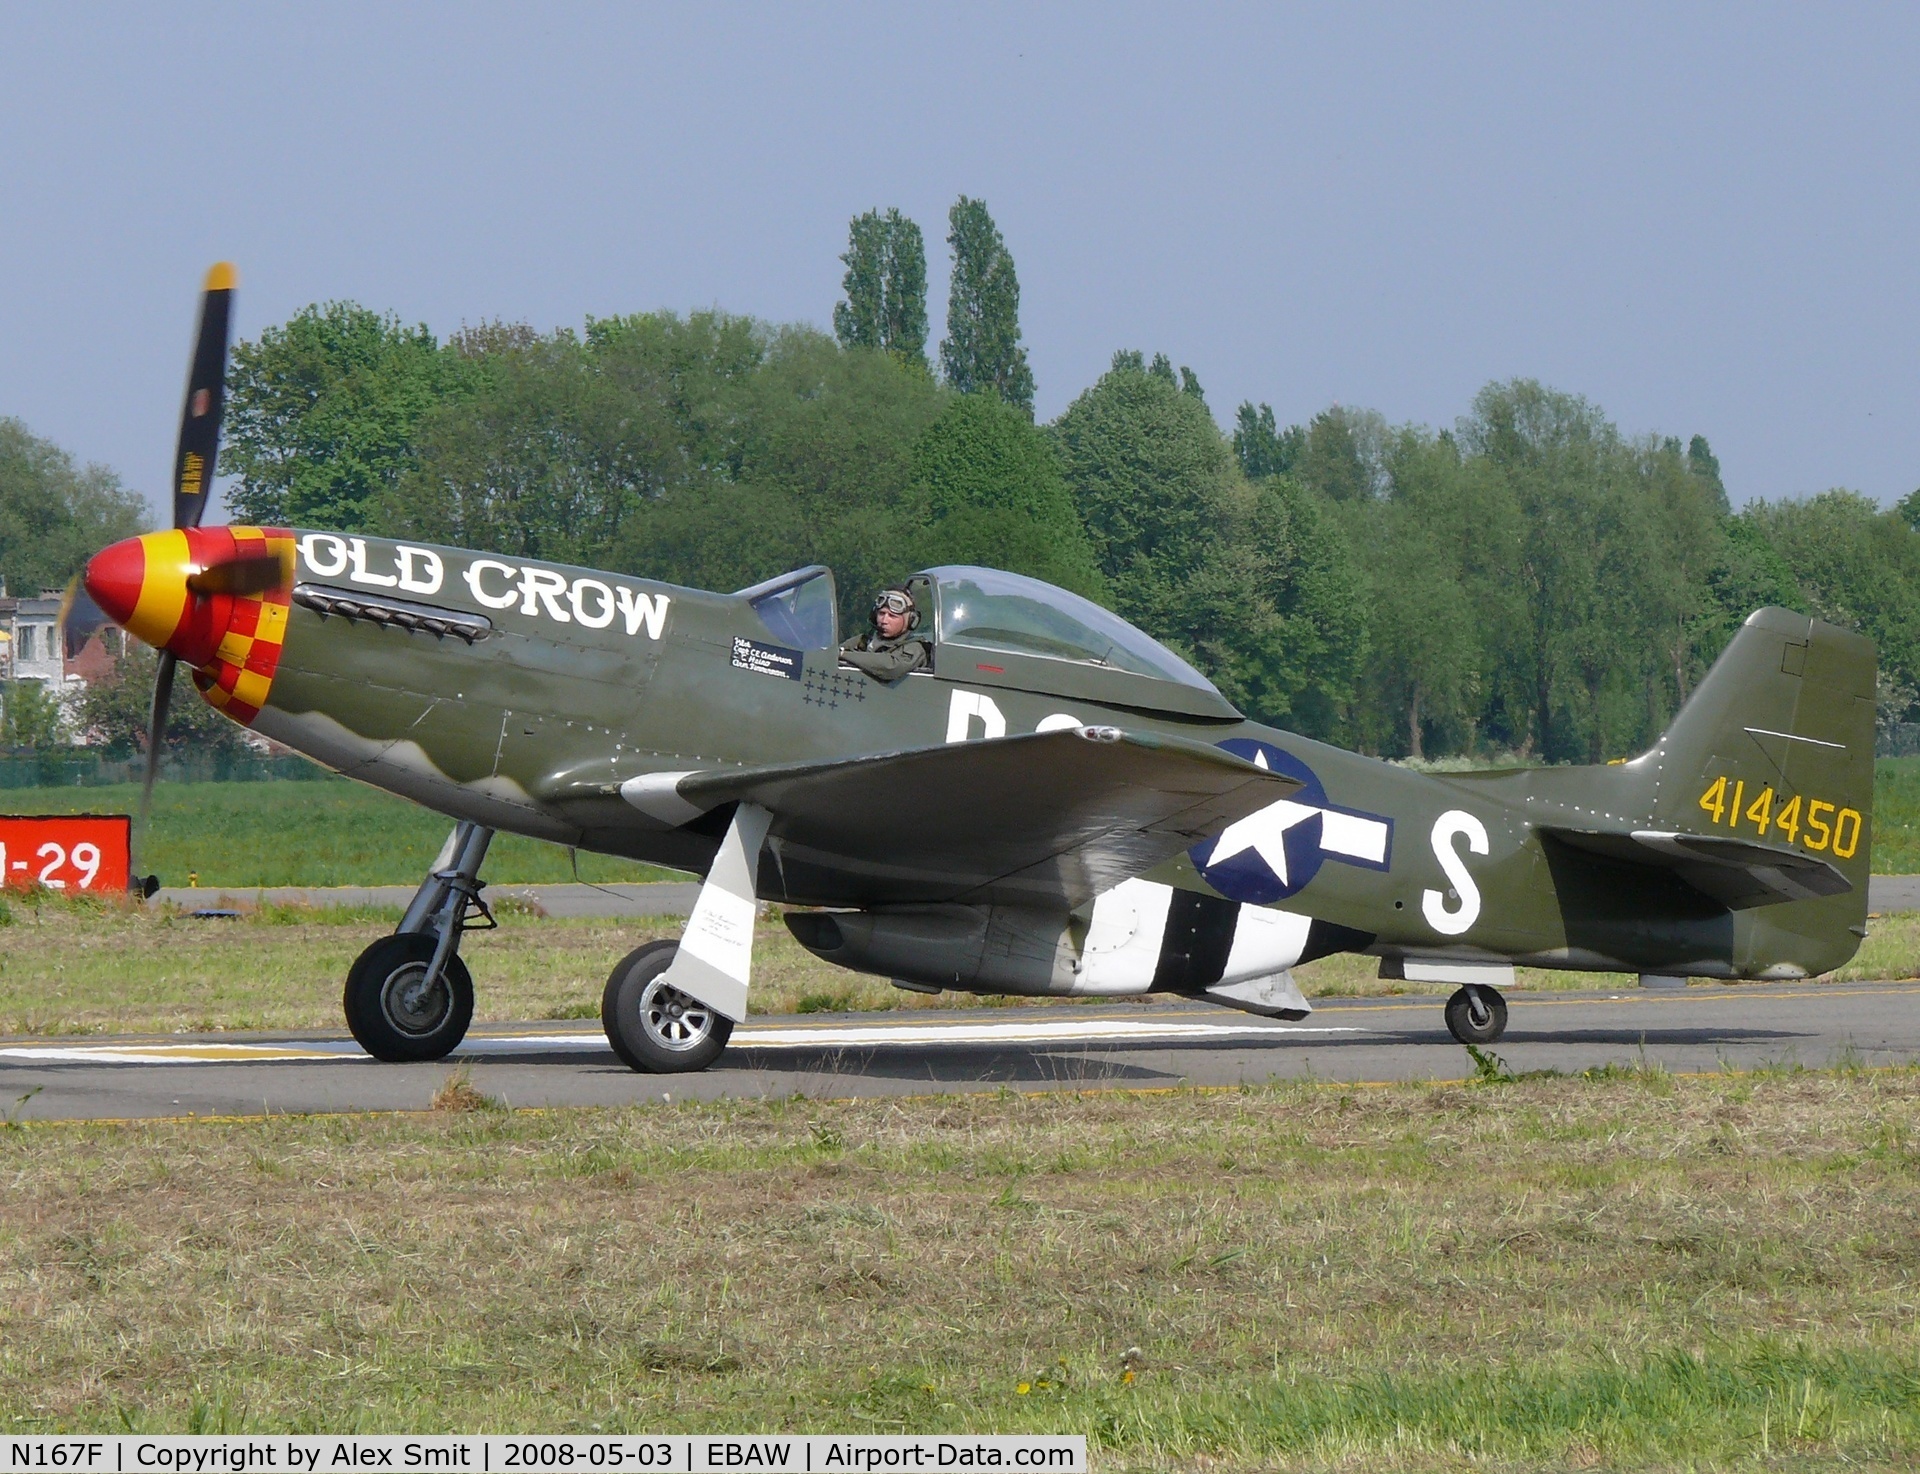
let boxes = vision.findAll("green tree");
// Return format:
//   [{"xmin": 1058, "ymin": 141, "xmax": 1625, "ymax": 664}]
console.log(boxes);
[
  {"xmin": 73, "ymin": 641, "xmax": 247, "ymax": 757},
  {"xmin": 225, "ymin": 302, "xmax": 464, "ymax": 529},
  {"xmin": 1347, "ymin": 428, "xmax": 1508, "ymax": 759},
  {"xmin": 1896, "ymin": 487, "xmax": 1920, "ymax": 532},
  {"xmin": 832, "ymin": 208, "xmax": 928, "ymax": 371},
  {"xmin": 385, "ymin": 311, "xmax": 765, "ymax": 565},
  {"xmin": 1443, "ymin": 383, "xmax": 1750, "ymax": 763},
  {"xmin": 1233, "ymin": 402, "xmax": 1304, "ymax": 481},
  {"xmin": 615, "ymin": 324, "xmax": 944, "ymax": 622},
  {"xmin": 0, "ymin": 418, "xmax": 146, "ymax": 599},
  {"xmin": 1180, "ymin": 475, "xmax": 1367, "ymax": 735},
  {"xmin": 1293, "ymin": 407, "xmax": 1384, "ymax": 503},
  {"xmin": 0, "ymin": 679, "xmax": 63, "ymax": 749},
  {"xmin": 1052, "ymin": 352, "xmax": 1238, "ymax": 613},
  {"xmin": 940, "ymin": 197, "xmax": 1034, "ymax": 414},
  {"xmin": 1459, "ymin": 379, "xmax": 1632, "ymax": 762},
  {"xmin": 1709, "ymin": 516, "xmax": 1803, "ymax": 616},
  {"xmin": 908, "ymin": 392, "xmax": 1101, "ymax": 595},
  {"xmin": 1744, "ymin": 490, "xmax": 1920, "ymax": 740},
  {"xmin": 383, "ymin": 329, "xmax": 621, "ymax": 563},
  {"xmin": 1052, "ymin": 354, "xmax": 1364, "ymax": 733},
  {"xmin": 1687, "ymin": 433, "xmax": 1727, "ymax": 510}
]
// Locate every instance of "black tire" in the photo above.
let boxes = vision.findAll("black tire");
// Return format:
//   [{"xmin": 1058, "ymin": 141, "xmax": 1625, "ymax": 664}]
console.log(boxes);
[
  {"xmin": 1444, "ymin": 984, "xmax": 1508, "ymax": 1045},
  {"xmin": 602, "ymin": 940, "xmax": 734, "ymax": 1074},
  {"xmin": 344, "ymin": 933, "xmax": 474, "ymax": 1062}
]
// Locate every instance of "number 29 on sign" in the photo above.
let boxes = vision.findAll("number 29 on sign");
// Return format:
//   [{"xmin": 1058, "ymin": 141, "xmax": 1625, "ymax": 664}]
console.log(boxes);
[
  {"xmin": 0, "ymin": 840, "xmax": 104, "ymax": 889},
  {"xmin": 0, "ymin": 815, "xmax": 132, "ymax": 892}
]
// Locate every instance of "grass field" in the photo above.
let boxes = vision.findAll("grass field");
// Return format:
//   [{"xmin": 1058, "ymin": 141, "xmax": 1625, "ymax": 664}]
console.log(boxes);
[
  {"xmin": 1874, "ymin": 756, "xmax": 1920, "ymax": 871},
  {"xmin": 4, "ymin": 756, "xmax": 1920, "ymax": 891},
  {"xmin": 2, "ymin": 893, "xmax": 1916, "ymax": 1037},
  {"xmin": 0, "ymin": 896, "xmax": 962, "ymax": 1035},
  {"xmin": 0, "ymin": 779, "xmax": 683, "ymax": 887},
  {"xmin": 3, "ymin": 1069, "xmax": 1920, "ymax": 1467}
]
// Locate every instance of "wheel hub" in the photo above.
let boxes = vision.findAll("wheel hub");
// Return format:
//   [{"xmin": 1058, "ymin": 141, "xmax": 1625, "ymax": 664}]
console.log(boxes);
[
  {"xmin": 639, "ymin": 975, "xmax": 715, "ymax": 1052},
  {"xmin": 383, "ymin": 963, "xmax": 451, "ymax": 1036}
]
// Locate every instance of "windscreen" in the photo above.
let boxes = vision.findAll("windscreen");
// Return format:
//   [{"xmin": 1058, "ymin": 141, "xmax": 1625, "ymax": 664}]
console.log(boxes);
[
  {"xmin": 928, "ymin": 566, "xmax": 1219, "ymax": 691},
  {"xmin": 748, "ymin": 569, "xmax": 837, "ymax": 650}
]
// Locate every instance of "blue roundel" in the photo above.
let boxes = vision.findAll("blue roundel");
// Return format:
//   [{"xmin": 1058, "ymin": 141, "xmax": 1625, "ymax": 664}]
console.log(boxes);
[{"xmin": 1189, "ymin": 740, "xmax": 1328, "ymax": 904}]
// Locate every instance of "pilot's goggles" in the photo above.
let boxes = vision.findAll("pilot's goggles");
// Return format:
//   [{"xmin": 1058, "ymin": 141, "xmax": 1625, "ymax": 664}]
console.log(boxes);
[{"xmin": 872, "ymin": 590, "xmax": 914, "ymax": 617}]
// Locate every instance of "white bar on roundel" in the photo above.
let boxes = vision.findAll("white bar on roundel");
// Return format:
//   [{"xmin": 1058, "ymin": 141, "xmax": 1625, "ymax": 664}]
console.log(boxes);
[{"xmin": 1319, "ymin": 809, "xmax": 1389, "ymax": 864}]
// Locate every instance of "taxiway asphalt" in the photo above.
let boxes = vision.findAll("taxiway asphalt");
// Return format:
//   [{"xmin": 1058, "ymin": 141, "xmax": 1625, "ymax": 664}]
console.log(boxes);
[{"xmin": 5, "ymin": 981, "xmax": 1918, "ymax": 1122}]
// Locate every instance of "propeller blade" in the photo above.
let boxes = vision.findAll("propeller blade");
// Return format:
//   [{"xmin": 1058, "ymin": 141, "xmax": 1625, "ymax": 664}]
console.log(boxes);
[
  {"xmin": 138, "ymin": 650, "xmax": 178, "ymax": 849},
  {"xmin": 54, "ymin": 575, "xmax": 110, "ymax": 665},
  {"xmin": 54, "ymin": 575, "xmax": 81, "ymax": 665},
  {"xmin": 172, "ymin": 262, "xmax": 236, "ymax": 532},
  {"xmin": 185, "ymin": 542, "xmax": 296, "ymax": 597}
]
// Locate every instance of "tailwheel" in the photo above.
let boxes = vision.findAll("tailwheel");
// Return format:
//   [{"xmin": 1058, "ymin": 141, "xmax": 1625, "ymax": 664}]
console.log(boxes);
[
  {"xmin": 344, "ymin": 933, "xmax": 475, "ymax": 1062},
  {"xmin": 602, "ymin": 940, "xmax": 733, "ymax": 1074},
  {"xmin": 1444, "ymin": 983, "xmax": 1508, "ymax": 1045}
]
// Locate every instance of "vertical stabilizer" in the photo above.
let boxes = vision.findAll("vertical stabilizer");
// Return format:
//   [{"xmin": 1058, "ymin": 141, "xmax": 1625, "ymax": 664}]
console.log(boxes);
[
  {"xmin": 1642, "ymin": 607, "xmax": 1876, "ymax": 974},
  {"xmin": 1649, "ymin": 609, "xmax": 1875, "ymax": 870}
]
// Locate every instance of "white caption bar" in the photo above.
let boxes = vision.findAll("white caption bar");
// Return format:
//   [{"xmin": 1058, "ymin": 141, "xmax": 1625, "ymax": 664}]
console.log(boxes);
[{"xmin": 0, "ymin": 1436, "xmax": 1086, "ymax": 1474}]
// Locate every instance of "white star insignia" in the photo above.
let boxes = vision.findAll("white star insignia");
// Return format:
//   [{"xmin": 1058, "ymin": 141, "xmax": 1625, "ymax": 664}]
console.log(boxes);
[{"xmin": 1204, "ymin": 799, "xmax": 1318, "ymax": 886}]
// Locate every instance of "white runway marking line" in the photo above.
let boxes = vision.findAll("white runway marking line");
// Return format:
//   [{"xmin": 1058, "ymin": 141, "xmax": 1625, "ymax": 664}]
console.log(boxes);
[
  {"xmin": 730, "ymin": 1018, "xmax": 1362, "ymax": 1049},
  {"xmin": 0, "ymin": 1015, "xmax": 1365, "ymax": 1066},
  {"xmin": 0, "ymin": 1043, "xmax": 346, "ymax": 1065}
]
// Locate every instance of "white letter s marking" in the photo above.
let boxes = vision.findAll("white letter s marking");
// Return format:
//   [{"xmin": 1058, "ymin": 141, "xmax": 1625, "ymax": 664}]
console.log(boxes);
[{"xmin": 1423, "ymin": 809, "xmax": 1488, "ymax": 936}]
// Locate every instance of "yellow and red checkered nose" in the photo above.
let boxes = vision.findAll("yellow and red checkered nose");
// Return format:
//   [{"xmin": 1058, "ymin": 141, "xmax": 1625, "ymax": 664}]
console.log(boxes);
[{"xmin": 85, "ymin": 525, "xmax": 295, "ymax": 725}]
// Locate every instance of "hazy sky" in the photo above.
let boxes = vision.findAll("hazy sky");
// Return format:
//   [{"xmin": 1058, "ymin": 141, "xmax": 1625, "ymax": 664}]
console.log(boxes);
[{"xmin": 3, "ymin": 4, "xmax": 1917, "ymax": 521}]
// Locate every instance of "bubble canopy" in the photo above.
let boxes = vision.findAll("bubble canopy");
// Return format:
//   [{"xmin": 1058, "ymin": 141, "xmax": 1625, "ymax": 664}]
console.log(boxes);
[{"xmin": 923, "ymin": 566, "xmax": 1221, "ymax": 695}]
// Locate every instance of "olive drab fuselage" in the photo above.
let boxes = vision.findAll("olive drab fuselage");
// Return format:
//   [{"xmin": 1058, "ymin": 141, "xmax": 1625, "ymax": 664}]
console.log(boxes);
[
  {"xmin": 76, "ymin": 265, "xmax": 1879, "ymax": 1073},
  {"xmin": 246, "ymin": 531, "xmax": 1872, "ymax": 986}
]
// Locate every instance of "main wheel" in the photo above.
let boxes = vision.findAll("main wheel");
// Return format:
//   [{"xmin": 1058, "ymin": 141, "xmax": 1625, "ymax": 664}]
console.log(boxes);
[
  {"xmin": 1444, "ymin": 984, "xmax": 1508, "ymax": 1045},
  {"xmin": 602, "ymin": 940, "xmax": 733, "ymax": 1074},
  {"xmin": 344, "ymin": 933, "xmax": 474, "ymax": 1062}
]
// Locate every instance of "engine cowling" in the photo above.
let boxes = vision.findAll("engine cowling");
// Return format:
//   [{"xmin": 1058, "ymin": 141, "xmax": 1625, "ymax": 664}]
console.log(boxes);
[{"xmin": 783, "ymin": 878, "xmax": 1319, "ymax": 1015}]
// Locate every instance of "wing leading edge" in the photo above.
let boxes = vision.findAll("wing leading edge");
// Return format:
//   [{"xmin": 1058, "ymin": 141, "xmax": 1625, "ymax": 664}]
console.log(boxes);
[{"xmin": 626, "ymin": 726, "xmax": 1300, "ymax": 910}]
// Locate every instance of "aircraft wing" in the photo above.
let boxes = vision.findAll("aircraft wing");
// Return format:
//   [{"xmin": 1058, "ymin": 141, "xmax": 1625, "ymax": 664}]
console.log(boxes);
[
  {"xmin": 654, "ymin": 727, "xmax": 1299, "ymax": 910},
  {"xmin": 1543, "ymin": 827, "xmax": 1852, "ymax": 909}
]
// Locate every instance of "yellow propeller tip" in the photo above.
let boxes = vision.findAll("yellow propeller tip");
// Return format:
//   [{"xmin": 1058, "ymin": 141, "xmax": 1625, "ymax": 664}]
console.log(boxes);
[{"xmin": 203, "ymin": 262, "xmax": 238, "ymax": 292}]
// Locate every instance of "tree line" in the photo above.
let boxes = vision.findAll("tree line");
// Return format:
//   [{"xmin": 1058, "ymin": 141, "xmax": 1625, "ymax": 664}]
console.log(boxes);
[{"xmin": 5, "ymin": 196, "xmax": 1919, "ymax": 760}]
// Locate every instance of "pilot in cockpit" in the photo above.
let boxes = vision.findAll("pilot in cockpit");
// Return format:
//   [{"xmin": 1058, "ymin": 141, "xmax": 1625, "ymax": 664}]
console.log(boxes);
[{"xmin": 839, "ymin": 586, "xmax": 932, "ymax": 681}]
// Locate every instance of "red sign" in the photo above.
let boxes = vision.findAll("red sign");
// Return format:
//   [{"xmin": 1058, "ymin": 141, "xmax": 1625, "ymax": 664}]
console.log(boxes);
[{"xmin": 0, "ymin": 815, "xmax": 133, "ymax": 893}]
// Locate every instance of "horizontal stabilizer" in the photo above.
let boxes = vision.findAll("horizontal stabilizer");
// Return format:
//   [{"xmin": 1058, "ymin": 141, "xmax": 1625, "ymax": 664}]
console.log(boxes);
[
  {"xmin": 657, "ymin": 726, "xmax": 1301, "ymax": 909},
  {"xmin": 1544, "ymin": 827, "xmax": 1851, "ymax": 910}
]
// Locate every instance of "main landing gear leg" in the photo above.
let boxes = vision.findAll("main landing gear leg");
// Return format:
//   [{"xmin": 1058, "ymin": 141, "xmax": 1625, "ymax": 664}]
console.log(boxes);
[
  {"xmin": 603, "ymin": 802, "xmax": 772, "ymax": 1074},
  {"xmin": 344, "ymin": 821, "xmax": 495, "ymax": 1062}
]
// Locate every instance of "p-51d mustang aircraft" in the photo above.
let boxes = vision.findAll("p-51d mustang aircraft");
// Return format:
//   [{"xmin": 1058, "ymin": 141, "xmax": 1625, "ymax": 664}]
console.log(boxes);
[{"xmin": 80, "ymin": 268, "xmax": 1877, "ymax": 1072}]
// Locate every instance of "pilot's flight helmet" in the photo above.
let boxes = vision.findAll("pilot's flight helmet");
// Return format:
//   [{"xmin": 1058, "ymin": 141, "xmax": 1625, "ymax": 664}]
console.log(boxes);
[{"xmin": 872, "ymin": 586, "xmax": 919, "ymax": 629}]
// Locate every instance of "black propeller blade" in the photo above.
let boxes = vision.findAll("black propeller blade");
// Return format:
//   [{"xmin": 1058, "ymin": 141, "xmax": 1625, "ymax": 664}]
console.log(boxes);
[
  {"xmin": 141, "ymin": 650, "xmax": 179, "ymax": 846},
  {"xmin": 141, "ymin": 263, "xmax": 237, "ymax": 858},
  {"xmin": 172, "ymin": 262, "xmax": 235, "ymax": 533},
  {"xmin": 186, "ymin": 542, "xmax": 295, "ymax": 597}
]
